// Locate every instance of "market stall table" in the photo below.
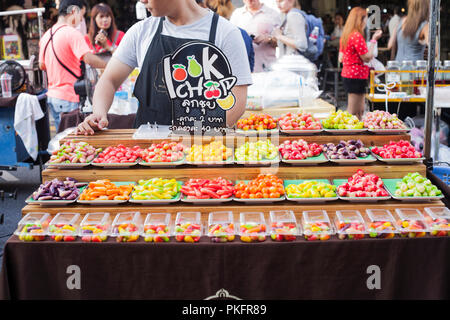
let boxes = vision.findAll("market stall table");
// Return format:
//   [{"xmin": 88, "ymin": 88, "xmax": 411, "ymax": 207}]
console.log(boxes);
[{"xmin": 1, "ymin": 128, "xmax": 448, "ymax": 300}]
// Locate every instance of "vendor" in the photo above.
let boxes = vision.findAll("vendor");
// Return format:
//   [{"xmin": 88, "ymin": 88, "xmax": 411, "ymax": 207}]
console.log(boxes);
[{"xmin": 76, "ymin": 0, "xmax": 252, "ymax": 135}]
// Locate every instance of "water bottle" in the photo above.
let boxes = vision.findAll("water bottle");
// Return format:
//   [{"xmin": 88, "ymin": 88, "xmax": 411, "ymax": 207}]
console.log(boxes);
[{"xmin": 309, "ymin": 26, "xmax": 319, "ymax": 44}]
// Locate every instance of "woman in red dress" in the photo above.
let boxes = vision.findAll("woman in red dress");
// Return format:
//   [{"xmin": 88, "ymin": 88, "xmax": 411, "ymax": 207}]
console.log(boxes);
[
  {"xmin": 339, "ymin": 7, "xmax": 382, "ymax": 119},
  {"xmin": 84, "ymin": 3, "xmax": 124, "ymax": 55}
]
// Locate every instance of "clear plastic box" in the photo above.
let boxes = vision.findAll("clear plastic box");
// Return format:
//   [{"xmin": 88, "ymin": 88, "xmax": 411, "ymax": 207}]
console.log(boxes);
[
  {"xmin": 14, "ymin": 212, "xmax": 50, "ymax": 241},
  {"xmin": 334, "ymin": 210, "xmax": 367, "ymax": 240},
  {"xmin": 365, "ymin": 209, "xmax": 398, "ymax": 239},
  {"xmin": 207, "ymin": 211, "xmax": 236, "ymax": 243},
  {"xmin": 269, "ymin": 210, "xmax": 299, "ymax": 241},
  {"xmin": 394, "ymin": 208, "xmax": 428, "ymax": 238},
  {"xmin": 142, "ymin": 213, "xmax": 172, "ymax": 242},
  {"xmin": 111, "ymin": 212, "xmax": 142, "ymax": 242},
  {"xmin": 302, "ymin": 210, "xmax": 334, "ymax": 241},
  {"xmin": 174, "ymin": 212, "xmax": 202, "ymax": 243},
  {"xmin": 48, "ymin": 212, "xmax": 80, "ymax": 242},
  {"xmin": 239, "ymin": 212, "xmax": 267, "ymax": 243},
  {"xmin": 424, "ymin": 207, "xmax": 450, "ymax": 237},
  {"xmin": 79, "ymin": 212, "xmax": 111, "ymax": 242}
]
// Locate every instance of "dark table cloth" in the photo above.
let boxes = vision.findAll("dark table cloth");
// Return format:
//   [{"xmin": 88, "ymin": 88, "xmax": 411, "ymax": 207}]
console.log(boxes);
[{"xmin": 1, "ymin": 235, "xmax": 450, "ymax": 300}]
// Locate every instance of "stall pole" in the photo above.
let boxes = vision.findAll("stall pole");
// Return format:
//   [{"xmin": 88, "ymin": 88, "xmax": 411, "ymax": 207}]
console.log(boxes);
[{"xmin": 423, "ymin": 0, "xmax": 440, "ymax": 162}]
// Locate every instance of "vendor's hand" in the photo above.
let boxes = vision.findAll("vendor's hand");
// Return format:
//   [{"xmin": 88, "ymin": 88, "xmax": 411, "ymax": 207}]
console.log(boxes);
[
  {"xmin": 253, "ymin": 34, "xmax": 268, "ymax": 45},
  {"xmin": 272, "ymin": 27, "xmax": 282, "ymax": 39},
  {"xmin": 95, "ymin": 32, "xmax": 108, "ymax": 47},
  {"xmin": 75, "ymin": 113, "xmax": 109, "ymax": 136},
  {"xmin": 372, "ymin": 29, "xmax": 383, "ymax": 41}
]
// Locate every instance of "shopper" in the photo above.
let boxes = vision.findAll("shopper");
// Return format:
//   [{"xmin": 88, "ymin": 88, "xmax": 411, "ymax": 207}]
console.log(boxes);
[
  {"xmin": 84, "ymin": 3, "xmax": 125, "ymax": 56},
  {"xmin": 388, "ymin": 6, "xmax": 401, "ymax": 39},
  {"xmin": 388, "ymin": 0, "xmax": 429, "ymax": 63},
  {"xmin": 206, "ymin": 0, "xmax": 255, "ymax": 72},
  {"xmin": 339, "ymin": 7, "xmax": 382, "ymax": 120},
  {"xmin": 39, "ymin": 0, "xmax": 107, "ymax": 130},
  {"xmin": 329, "ymin": 12, "xmax": 344, "ymax": 48},
  {"xmin": 230, "ymin": 0, "xmax": 281, "ymax": 72},
  {"xmin": 75, "ymin": 0, "xmax": 252, "ymax": 135},
  {"xmin": 272, "ymin": 0, "xmax": 307, "ymax": 59}
]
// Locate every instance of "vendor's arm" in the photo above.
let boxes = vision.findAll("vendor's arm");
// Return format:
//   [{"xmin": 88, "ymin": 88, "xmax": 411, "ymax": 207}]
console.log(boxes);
[
  {"xmin": 227, "ymin": 85, "xmax": 248, "ymax": 127},
  {"xmin": 83, "ymin": 52, "xmax": 107, "ymax": 69},
  {"xmin": 76, "ymin": 57, "xmax": 133, "ymax": 135}
]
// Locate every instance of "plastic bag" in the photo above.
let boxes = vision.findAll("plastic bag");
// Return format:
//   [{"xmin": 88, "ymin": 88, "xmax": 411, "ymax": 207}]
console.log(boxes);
[{"xmin": 46, "ymin": 127, "xmax": 75, "ymax": 154}]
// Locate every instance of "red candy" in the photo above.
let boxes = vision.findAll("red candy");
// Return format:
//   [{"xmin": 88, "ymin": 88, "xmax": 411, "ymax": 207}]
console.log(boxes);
[
  {"xmin": 278, "ymin": 112, "xmax": 322, "ymax": 130},
  {"xmin": 180, "ymin": 177, "xmax": 234, "ymax": 199},
  {"xmin": 140, "ymin": 141, "xmax": 185, "ymax": 163},
  {"xmin": 337, "ymin": 169, "xmax": 389, "ymax": 198},
  {"xmin": 94, "ymin": 144, "xmax": 141, "ymax": 163},
  {"xmin": 372, "ymin": 140, "xmax": 422, "ymax": 159},
  {"xmin": 279, "ymin": 139, "xmax": 322, "ymax": 160}
]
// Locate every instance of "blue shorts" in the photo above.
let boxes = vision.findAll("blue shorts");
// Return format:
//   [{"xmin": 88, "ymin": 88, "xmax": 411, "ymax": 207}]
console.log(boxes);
[{"xmin": 47, "ymin": 97, "xmax": 79, "ymax": 130}]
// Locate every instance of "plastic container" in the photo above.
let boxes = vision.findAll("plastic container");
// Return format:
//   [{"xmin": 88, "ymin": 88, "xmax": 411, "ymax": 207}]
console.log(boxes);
[
  {"xmin": 424, "ymin": 207, "xmax": 450, "ymax": 237},
  {"xmin": 111, "ymin": 212, "xmax": 142, "ymax": 242},
  {"xmin": 269, "ymin": 210, "xmax": 299, "ymax": 241},
  {"xmin": 14, "ymin": 212, "xmax": 50, "ymax": 241},
  {"xmin": 302, "ymin": 210, "xmax": 334, "ymax": 241},
  {"xmin": 142, "ymin": 213, "xmax": 171, "ymax": 242},
  {"xmin": 174, "ymin": 212, "xmax": 202, "ymax": 243},
  {"xmin": 394, "ymin": 208, "xmax": 428, "ymax": 238},
  {"xmin": 386, "ymin": 60, "xmax": 400, "ymax": 91},
  {"xmin": 239, "ymin": 212, "xmax": 267, "ymax": 243},
  {"xmin": 48, "ymin": 212, "xmax": 80, "ymax": 242},
  {"xmin": 207, "ymin": 211, "xmax": 236, "ymax": 243},
  {"xmin": 365, "ymin": 209, "xmax": 398, "ymax": 239},
  {"xmin": 79, "ymin": 212, "xmax": 111, "ymax": 242},
  {"xmin": 334, "ymin": 210, "xmax": 367, "ymax": 240}
]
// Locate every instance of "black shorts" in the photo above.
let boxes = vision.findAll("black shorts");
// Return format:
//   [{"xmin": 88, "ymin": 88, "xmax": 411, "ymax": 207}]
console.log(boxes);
[{"xmin": 342, "ymin": 77, "xmax": 367, "ymax": 94}]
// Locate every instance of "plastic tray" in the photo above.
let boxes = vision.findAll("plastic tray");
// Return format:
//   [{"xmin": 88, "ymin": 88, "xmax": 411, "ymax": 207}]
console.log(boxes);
[
  {"xmin": 142, "ymin": 213, "xmax": 172, "ymax": 242},
  {"xmin": 367, "ymin": 127, "xmax": 411, "ymax": 135},
  {"xmin": 269, "ymin": 210, "xmax": 300, "ymax": 241},
  {"xmin": 207, "ymin": 211, "xmax": 236, "ymax": 242},
  {"xmin": 423, "ymin": 207, "xmax": 450, "ymax": 236},
  {"xmin": 284, "ymin": 179, "xmax": 338, "ymax": 202},
  {"xmin": 130, "ymin": 180, "xmax": 182, "ymax": 204},
  {"xmin": 324, "ymin": 128, "xmax": 367, "ymax": 134},
  {"xmin": 383, "ymin": 178, "xmax": 445, "ymax": 201},
  {"xmin": 333, "ymin": 179, "xmax": 391, "ymax": 202},
  {"xmin": 91, "ymin": 161, "xmax": 139, "ymax": 168},
  {"xmin": 281, "ymin": 153, "xmax": 328, "ymax": 165},
  {"xmin": 365, "ymin": 209, "xmax": 398, "ymax": 238},
  {"xmin": 279, "ymin": 128, "xmax": 323, "ymax": 135},
  {"xmin": 79, "ymin": 212, "xmax": 111, "ymax": 242},
  {"xmin": 48, "ymin": 212, "xmax": 81, "ymax": 241},
  {"xmin": 393, "ymin": 208, "xmax": 429, "ymax": 237},
  {"xmin": 14, "ymin": 212, "xmax": 50, "ymax": 241},
  {"xmin": 235, "ymin": 128, "xmax": 279, "ymax": 136},
  {"xmin": 302, "ymin": 210, "xmax": 334, "ymax": 241},
  {"xmin": 234, "ymin": 180, "xmax": 285, "ymax": 203},
  {"xmin": 370, "ymin": 148, "xmax": 425, "ymax": 164},
  {"xmin": 110, "ymin": 211, "xmax": 142, "ymax": 242},
  {"xmin": 26, "ymin": 185, "xmax": 87, "ymax": 206},
  {"xmin": 239, "ymin": 212, "xmax": 267, "ymax": 242},
  {"xmin": 334, "ymin": 210, "xmax": 367, "ymax": 240},
  {"xmin": 77, "ymin": 181, "xmax": 135, "ymax": 205},
  {"xmin": 326, "ymin": 154, "xmax": 377, "ymax": 165},
  {"xmin": 45, "ymin": 161, "xmax": 91, "ymax": 169},
  {"xmin": 181, "ymin": 196, "xmax": 233, "ymax": 204},
  {"xmin": 186, "ymin": 156, "xmax": 234, "ymax": 167},
  {"xmin": 174, "ymin": 212, "xmax": 202, "ymax": 242},
  {"xmin": 139, "ymin": 158, "xmax": 185, "ymax": 167}
]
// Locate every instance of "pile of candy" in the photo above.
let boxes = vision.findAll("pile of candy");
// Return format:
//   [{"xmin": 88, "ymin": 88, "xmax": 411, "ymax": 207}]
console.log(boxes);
[
  {"xmin": 144, "ymin": 224, "xmax": 170, "ymax": 242},
  {"xmin": 79, "ymin": 180, "xmax": 133, "ymax": 201},
  {"xmin": 80, "ymin": 224, "xmax": 108, "ymax": 242},
  {"xmin": 93, "ymin": 145, "xmax": 141, "ymax": 163},
  {"xmin": 140, "ymin": 141, "xmax": 185, "ymax": 163},
  {"xmin": 279, "ymin": 139, "xmax": 322, "ymax": 160},
  {"xmin": 234, "ymin": 174, "xmax": 284, "ymax": 199},
  {"xmin": 31, "ymin": 177, "xmax": 86, "ymax": 201},
  {"xmin": 240, "ymin": 223, "xmax": 266, "ymax": 242},
  {"xmin": 285, "ymin": 180, "xmax": 336, "ymax": 198},
  {"xmin": 132, "ymin": 178, "xmax": 180, "ymax": 200},
  {"xmin": 394, "ymin": 172, "xmax": 442, "ymax": 197},
  {"xmin": 278, "ymin": 112, "xmax": 322, "ymax": 131},
  {"xmin": 235, "ymin": 140, "xmax": 278, "ymax": 161},
  {"xmin": 180, "ymin": 177, "xmax": 233, "ymax": 199},
  {"xmin": 336, "ymin": 220, "xmax": 365, "ymax": 240},
  {"xmin": 186, "ymin": 141, "xmax": 232, "ymax": 162},
  {"xmin": 208, "ymin": 223, "xmax": 235, "ymax": 243},
  {"xmin": 236, "ymin": 114, "xmax": 277, "ymax": 131},
  {"xmin": 396, "ymin": 219, "xmax": 427, "ymax": 238},
  {"xmin": 322, "ymin": 110, "xmax": 364, "ymax": 129},
  {"xmin": 50, "ymin": 140, "xmax": 102, "ymax": 164},
  {"xmin": 174, "ymin": 223, "xmax": 202, "ymax": 242},
  {"xmin": 371, "ymin": 140, "xmax": 422, "ymax": 159},
  {"xmin": 48, "ymin": 223, "xmax": 77, "ymax": 242},
  {"xmin": 363, "ymin": 110, "xmax": 406, "ymax": 130},
  {"xmin": 17, "ymin": 221, "xmax": 48, "ymax": 241},
  {"xmin": 322, "ymin": 140, "xmax": 370, "ymax": 160},
  {"xmin": 270, "ymin": 222, "xmax": 297, "ymax": 241},
  {"xmin": 114, "ymin": 223, "xmax": 140, "ymax": 242},
  {"xmin": 337, "ymin": 170, "xmax": 389, "ymax": 198},
  {"xmin": 303, "ymin": 222, "xmax": 331, "ymax": 241},
  {"xmin": 367, "ymin": 221, "xmax": 395, "ymax": 239}
]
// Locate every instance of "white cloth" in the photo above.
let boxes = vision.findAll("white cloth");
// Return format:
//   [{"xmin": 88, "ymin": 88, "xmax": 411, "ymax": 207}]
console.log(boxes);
[
  {"xmin": 14, "ymin": 93, "xmax": 44, "ymax": 161},
  {"xmin": 113, "ymin": 9, "xmax": 252, "ymax": 86}
]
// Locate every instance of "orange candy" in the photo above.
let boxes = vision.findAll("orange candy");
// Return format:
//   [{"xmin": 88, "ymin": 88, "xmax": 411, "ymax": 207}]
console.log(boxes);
[
  {"xmin": 234, "ymin": 174, "xmax": 284, "ymax": 199},
  {"xmin": 79, "ymin": 179, "xmax": 133, "ymax": 201}
]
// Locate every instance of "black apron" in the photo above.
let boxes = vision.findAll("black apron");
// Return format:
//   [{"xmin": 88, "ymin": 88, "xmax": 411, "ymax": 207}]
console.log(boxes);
[{"xmin": 133, "ymin": 13, "xmax": 219, "ymax": 128}]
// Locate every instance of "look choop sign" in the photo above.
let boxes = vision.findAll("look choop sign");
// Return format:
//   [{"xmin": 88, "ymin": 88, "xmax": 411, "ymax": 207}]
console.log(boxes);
[{"xmin": 163, "ymin": 41, "xmax": 237, "ymax": 134}]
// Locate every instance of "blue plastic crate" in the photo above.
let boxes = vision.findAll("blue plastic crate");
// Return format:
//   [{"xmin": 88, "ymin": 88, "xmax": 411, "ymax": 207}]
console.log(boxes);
[{"xmin": 433, "ymin": 165, "xmax": 450, "ymax": 186}]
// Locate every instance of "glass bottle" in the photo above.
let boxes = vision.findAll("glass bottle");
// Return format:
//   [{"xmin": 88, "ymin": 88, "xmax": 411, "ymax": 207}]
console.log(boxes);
[
  {"xmin": 414, "ymin": 60, "xmax": 427, "ymax": 95},
  {"xmin": 444, "ymin": 60, "xmax": 450, "ymax": 84},
  {"xmin": 435, "ymin": 61, "xmax": 443, "ymax": 85},
  {"xmin": 400, "ymin": 60, "xmax": 414, "ymax": 95},
  {"xmin": 385, "ymin": 61, "xmax": 400, "ymax": 92}
]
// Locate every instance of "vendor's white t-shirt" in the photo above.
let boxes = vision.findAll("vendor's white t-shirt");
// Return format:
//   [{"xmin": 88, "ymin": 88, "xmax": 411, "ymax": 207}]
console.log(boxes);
[{"xmin": 114, "ymin": 10, "xmax": 252, "ymax": 86}]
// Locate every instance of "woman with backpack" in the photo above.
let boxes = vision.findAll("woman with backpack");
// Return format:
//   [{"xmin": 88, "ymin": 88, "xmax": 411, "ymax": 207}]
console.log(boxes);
[
  {"xmin": 339, "ymin": 7, "xmax": 382, "ymax": 120},
  {"xmin": 272, "ymin": 0, "xmax": 308, "ymax": 58}
]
